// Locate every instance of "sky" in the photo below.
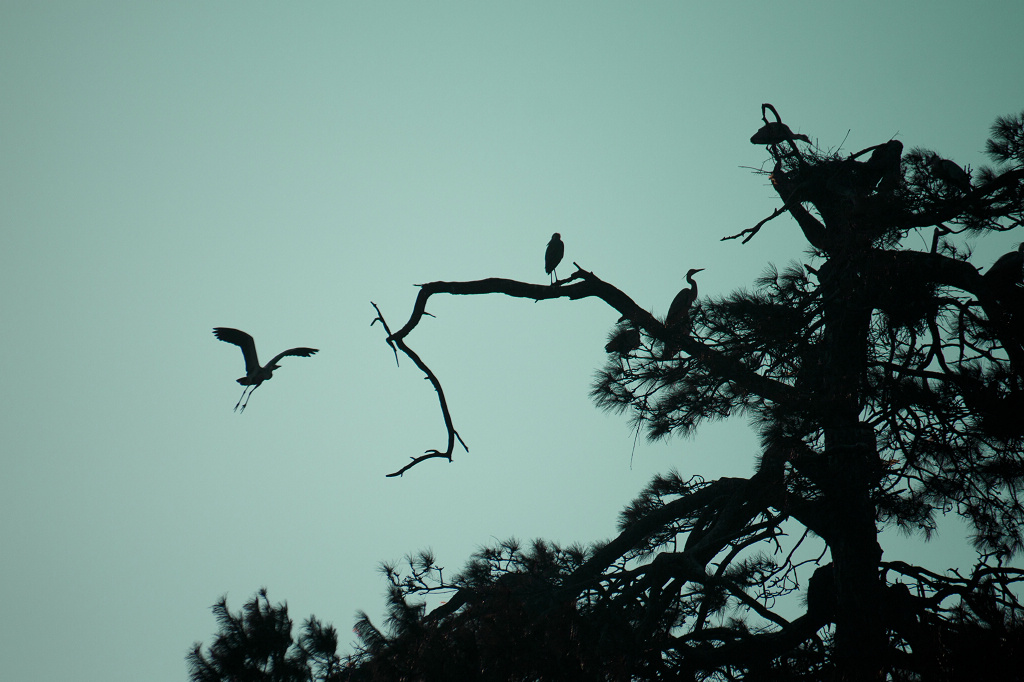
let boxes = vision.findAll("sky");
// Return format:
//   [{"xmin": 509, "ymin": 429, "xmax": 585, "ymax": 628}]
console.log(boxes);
[{"xmin": 2, "ymin": 2, "xmax": 1023, "ymax": 680}]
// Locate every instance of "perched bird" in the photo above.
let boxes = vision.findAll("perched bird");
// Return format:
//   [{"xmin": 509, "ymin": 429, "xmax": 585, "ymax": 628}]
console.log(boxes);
[
  {"xmin": 604, "ymin": 324, "xmax": 642, "ymax": 357},
  {"xmin": 984, "ymin": 243, "xmax": 1024, "ymax": 289},
  {"xmin": 666, "ymin": 268, "xmax": 705, "ymax": 329},
  {"xmin": 930, "ymin": 155, "xmax": 972, "ymax": 193},
  {"xmin": 545, "ymin": 233, "xmax": 564, "ymax": 284},
  {"xmin": 662, "ymin": 268, "xmax": 704, "ymax": 360},
  {"xmin": 863, "ymin": 140, "xmax": 904, "ymax": 194},
  {"xmin": 213, "ymin": 327, "xmax": 318, "ymax": 412},
  {"xmin": 751, "ymin": 122, "xmax": 811, "ymax": 146}
]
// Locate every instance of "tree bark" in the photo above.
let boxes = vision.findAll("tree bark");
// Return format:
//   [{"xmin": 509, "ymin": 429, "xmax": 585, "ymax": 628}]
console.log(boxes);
[{"xmin": 819, "ymin": 252, "xmax": 886, "ymax": 680}]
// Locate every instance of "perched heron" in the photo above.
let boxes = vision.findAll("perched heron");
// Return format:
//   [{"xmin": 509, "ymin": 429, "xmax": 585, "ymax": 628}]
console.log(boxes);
[
  {"xmin": 863, "ymin": 140, "xmax": 904, "ymax": 193},
  {"xmin": 930, "ymin": 155, "xmax": 972, "ymax": 193},
  {"xmin": 545, "ymin": 233, "xmax": 564, "ymax": 284},
  {"xmin": 666, "ymin": 268, "xmax": 705, "ymax": 329},
  {"xmin": 605, "ymin": 325, "xmax": 642, "ymax": 356},
  {"xmin": 212, "ymin": 327, "xmax": 318, "ymax": 412},
  {"xmin": 751, "ymin": 122, "xmax": 811, "ymax": 146},
  {"xmin": 984, "ymin": 243, "xmax": 1024, "ymax": 289}
]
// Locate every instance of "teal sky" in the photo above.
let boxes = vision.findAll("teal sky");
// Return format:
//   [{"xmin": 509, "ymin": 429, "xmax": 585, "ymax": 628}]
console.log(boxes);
[{"xmin": 2, "ymin": 3, "xmax": 1022, "ymax": 680}]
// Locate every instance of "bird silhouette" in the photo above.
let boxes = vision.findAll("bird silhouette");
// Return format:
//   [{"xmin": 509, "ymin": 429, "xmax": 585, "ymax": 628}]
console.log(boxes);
[
  {"xmin": 212, "ymin": 327, "xmax": 318, "ymax": 412},
  {"xmin": 750, "ymin": 122, "xmax": 811, "ymax": 146},
  {"xmin": 985, "ymin": 243, "xmax": 1024, "ymax": 289},
  {"xmin": 545, "ymin": 233, "xmax": 564, "ymax": 284},
  {"xmin": 605, "ymin": 324, "xmax": 642, "ymax": 356},
  {"xmin": 863, "ymin": 140, "xmax": 904, "ymax": 194},
  {"xmin": 662, "ymin": 268, "xmax": 703, "ymax": 359},
  {"xmin": 666, "ymin": 268, "xmax": 704, "ymax": 329},
  {"xmin": 929, "ymin": 155, "xmax": 972, "ymax": 193}
]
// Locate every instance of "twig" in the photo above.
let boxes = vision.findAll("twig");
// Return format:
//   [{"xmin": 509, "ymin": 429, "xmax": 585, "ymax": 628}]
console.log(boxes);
[
  {"xmin": 723, "ymin": 204, "xmax": 790, "ymax": 243},
  {"xmin": 370, "ymin": 301, "xmax": 400, "ymax": 367}
]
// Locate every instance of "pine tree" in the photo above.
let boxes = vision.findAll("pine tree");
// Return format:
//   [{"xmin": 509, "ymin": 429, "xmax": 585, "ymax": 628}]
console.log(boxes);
[
  {"xmin": 354, "ymin": 106, "xmax": 1024, "ymax": 679},
  {"xmin": 189, "ymin": 589, "xmax": 343, "ymax": 682},
  {"xmin": 193, "ymin": 107, "xmax": 1024, "ymax": 680}
]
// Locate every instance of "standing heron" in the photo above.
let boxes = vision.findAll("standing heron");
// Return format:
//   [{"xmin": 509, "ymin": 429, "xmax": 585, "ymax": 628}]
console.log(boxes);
[
  {"xmin": 213, "ymin": 327, "xmax": 319, "ymax": 412},
  {"xmin": 666, "ymin": 268, "xmax": 705, "ymax": 329},
  {"xmin": 545, "ymin": 233, "xmax": 564, "ymax": 284}
]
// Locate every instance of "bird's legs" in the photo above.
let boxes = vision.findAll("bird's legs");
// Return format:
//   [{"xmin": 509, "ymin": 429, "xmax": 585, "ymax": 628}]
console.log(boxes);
[
  {"xmin": 238, "ymin": 382, "xmax": 262, "ymax": 413},
  {"xmin": 233, "ymin": 385, "xmax": 250, "ymax": 412},
  {"xmin": 550, "ymin": 269, "xmax": 557, "ymax": 285}
]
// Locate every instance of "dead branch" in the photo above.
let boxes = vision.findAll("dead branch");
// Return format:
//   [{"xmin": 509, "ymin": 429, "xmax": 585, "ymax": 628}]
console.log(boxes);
[
  {"xmin": 376, "ymin": 266, "xmax": 794, "ymax": 475},
  {"xmin": 390, "ymin": 266, "xmax": 795, "ymax": 405},
  {"xmin": 723, "ymin": 203, "xmax": 790, "ymax": 243},
  {"xmin": 372, "ymin": 301, "xmax": 468, "ymax": 477}
]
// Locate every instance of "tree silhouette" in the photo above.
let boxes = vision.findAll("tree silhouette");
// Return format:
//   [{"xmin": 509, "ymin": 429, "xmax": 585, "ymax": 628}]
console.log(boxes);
[
  {"xmin": 188, "ymin": 588, "xmax": 343, "ymax": 682},
  {"xmin": 193, "ymin": 107, "xmax": 1024, "ymax": 680},
  {"xmin": 356, "ymin": 106, "xmax": 1024, "ymax": 679}
]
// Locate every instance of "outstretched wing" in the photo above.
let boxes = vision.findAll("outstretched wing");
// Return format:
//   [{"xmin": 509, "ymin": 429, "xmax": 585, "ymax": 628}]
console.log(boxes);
[
  {"xmin": 266, "ymin": 347, "xmax": 319, "ymax": 367},
  {"xmin": 213, "ymin": 327, "xmax": 260, "ymax": 374}
]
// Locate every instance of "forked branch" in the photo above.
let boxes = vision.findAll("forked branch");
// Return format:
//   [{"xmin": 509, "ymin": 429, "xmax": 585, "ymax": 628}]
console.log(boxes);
[
  {"xmin": 372, "ymin": 301, "xmax": 468, "ymax": 477},
  {"xmin": 375, "ymin": 266, "xmax": 794, "ymax": 475}
]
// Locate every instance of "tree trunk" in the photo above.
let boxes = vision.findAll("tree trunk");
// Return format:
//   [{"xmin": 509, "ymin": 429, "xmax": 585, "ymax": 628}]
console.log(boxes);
[
  {"xmin": 827, "ymin": 425, "xmax": 885, "ymax": 680},
  {"xmin": 819, "ymin": 252, "xmax": 886, "ymax": 680}
]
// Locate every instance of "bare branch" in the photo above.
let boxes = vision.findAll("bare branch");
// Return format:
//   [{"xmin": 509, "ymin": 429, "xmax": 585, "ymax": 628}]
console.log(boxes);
[
  {"xmin": 389, "ymin": 266, "xmax": 795, "ymax": 403},
  {"xmin": 376, "ymin": 264, "xmax": 802, "ymax": 474},
  {"xmin": 722, "ymin": 204, "xmax": 790, "ymax": 244},
  {"xmin": 370, "ymin": 301, "xmax": 400, "ymax": 367},
  {"xmin": 372, "ymin": 301, "xmax": 468, "ymax": 477}
]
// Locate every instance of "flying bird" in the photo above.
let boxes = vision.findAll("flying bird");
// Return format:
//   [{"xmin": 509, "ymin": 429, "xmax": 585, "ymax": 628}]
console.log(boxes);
[
  {"xmin": 666, "ymin": 268, "xmax": 705, "ymax": 329},
  {"xmin": 930, "ymin": 155, "xmax": 972, "ymax": 193},
  {"xmin": 750, "ymin": 122, "xmax": 811, "ymax": 146},
  {"xmin": 212, "ymin": 327, "xmax": 318, "ymax": 412},
  {"xmin": 545, "ymin": 233, "xmax": 564, "ymax": 284}
]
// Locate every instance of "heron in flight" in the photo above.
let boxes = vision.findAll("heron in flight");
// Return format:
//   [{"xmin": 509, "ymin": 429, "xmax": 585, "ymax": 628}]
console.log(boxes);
[
  {"xmin": 545, "ymin": 233, "xmax": 564, "ymax": 284},
  {"xmin": 213, "ymin": 327, "xmax": 318, "ymax": 412}
]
